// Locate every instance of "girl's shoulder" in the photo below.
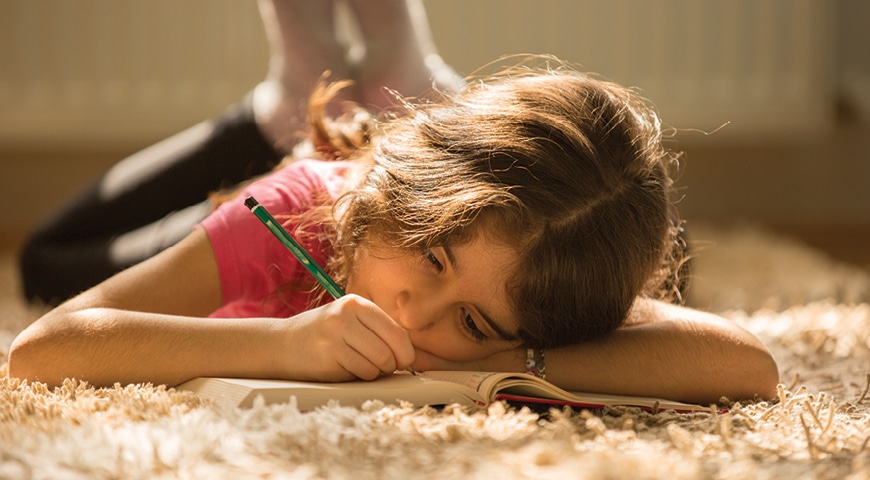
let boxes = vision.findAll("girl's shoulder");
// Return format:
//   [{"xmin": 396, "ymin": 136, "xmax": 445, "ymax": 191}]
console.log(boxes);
[{"xmin": 201, "ymin": 158, "xmax": 352, "ymax": 239}]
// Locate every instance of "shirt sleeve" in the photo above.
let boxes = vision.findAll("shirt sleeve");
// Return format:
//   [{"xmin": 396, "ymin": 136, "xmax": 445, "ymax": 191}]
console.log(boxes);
[{"xmin": 197, "ymin": 160, "xmax": 345, "ymax": 317}]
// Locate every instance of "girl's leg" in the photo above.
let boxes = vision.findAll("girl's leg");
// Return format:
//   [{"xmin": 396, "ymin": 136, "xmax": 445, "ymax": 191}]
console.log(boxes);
[
  {"xmin": 253, "ymin": 0, "xmax": 352, "ymax": 152},
  {"xmin": 19, "ymin": 96, "xmax": 282, "ymax": 305},
  {"xmin": 18, "ymin": 1, "xmax": 352, "ymax": 306},
  {"xmin": 19, "ymin": 0, "xmax": 463, "ymax": 305},
  {"xmin": 344, "ymin": 0, "xmax": 465, "ymax": 109}
]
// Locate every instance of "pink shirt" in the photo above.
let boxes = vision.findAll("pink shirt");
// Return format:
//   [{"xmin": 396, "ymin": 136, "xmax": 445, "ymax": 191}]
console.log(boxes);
[{"xmin": 198, "ymin": 159, "xmax": 351, "ymax": 318}]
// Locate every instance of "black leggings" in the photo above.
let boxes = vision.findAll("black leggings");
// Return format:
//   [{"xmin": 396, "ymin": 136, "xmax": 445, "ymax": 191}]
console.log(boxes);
[{"xmin": 18, "ymin": 95, "xmax": 284, "ymax": 305}]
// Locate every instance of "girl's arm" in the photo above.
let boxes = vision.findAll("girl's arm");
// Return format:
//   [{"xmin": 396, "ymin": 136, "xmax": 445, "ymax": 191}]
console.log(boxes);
[
  {"xmin": 422, "ymin": 299, "xmax": 779, "ymax": 405},
  {"xmin": 7, "ymin": 229, "xmax": 414, "ymax": 388}
]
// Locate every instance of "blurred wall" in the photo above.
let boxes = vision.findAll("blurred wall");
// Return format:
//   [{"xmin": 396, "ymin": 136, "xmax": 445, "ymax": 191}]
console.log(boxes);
[{"xmin": 1, "ymin": 0, "xmax": 868, "ymax": 242}]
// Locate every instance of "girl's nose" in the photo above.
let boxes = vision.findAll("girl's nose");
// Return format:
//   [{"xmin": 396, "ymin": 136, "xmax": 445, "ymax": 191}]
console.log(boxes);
[{"xmin": 395, "ymin": 291, "xmax": 438, "ymax": 332}]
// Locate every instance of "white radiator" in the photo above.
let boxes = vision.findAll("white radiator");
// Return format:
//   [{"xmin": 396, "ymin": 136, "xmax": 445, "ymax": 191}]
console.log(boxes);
[
  {"xmin": 425, "ymin": 0, "xmax": 836, "ymax": 143},
  {"xmin": 0, "ymin": 0, "xmax": 834, "ymax": 148},
  {"xmin": 589, "ymin": 0, "xmax": 835, "ymax": 142}
]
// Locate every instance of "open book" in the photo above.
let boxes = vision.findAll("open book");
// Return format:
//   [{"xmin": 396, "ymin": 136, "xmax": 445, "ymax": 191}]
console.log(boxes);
[{"xmin": 177, "ymin": 371, "xmax": 711, "ymax": 413}]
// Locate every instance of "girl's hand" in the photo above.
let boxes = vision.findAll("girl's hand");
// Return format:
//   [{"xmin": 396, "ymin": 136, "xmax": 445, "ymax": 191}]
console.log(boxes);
[{"xmin": 280, "ymin": 295, "xmax": 416, "ymax": 382}]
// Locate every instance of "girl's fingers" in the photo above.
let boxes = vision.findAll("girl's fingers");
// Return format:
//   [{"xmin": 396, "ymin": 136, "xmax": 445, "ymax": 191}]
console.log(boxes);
[
  {"xmin": 334, "ymin": 295, "xmax": 416, "ymax": 370},
  {"xmin": 339, "ymin": 321, "xmax": 400, "ymax": 375},
  {"xmin": 318, "ymin": 295, "xmax": 415, "ymax": 376},
  {"xmin": 332, "ymin": 345, "xmax": 387, "ymax": 381}
]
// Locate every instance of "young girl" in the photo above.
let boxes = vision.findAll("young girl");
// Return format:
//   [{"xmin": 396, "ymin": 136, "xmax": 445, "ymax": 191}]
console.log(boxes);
[{"xmin": 8, "ymin": 59, "xmax": 779, "ymax": 405}]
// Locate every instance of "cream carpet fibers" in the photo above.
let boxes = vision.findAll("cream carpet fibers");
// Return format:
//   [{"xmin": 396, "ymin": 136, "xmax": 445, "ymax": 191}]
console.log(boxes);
[{"xmin": 1, "ymin": 222, "xmax": 869, "ymax": 479}]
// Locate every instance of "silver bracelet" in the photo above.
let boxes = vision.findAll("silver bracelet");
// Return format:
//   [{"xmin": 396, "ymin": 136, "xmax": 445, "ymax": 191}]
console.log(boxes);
[{"xmin": 525, "ymin": 348, "xmax": 546, "ymax": 380}]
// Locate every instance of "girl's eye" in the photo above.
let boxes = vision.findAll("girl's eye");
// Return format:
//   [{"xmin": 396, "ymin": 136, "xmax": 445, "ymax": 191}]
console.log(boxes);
[
  {"xmin": 422, "ymin": 249, "xmax": 443, "ymax": 271},
  {"xmin": 461, "ymin": 308, "xmax": 487, "ymax": 343}
]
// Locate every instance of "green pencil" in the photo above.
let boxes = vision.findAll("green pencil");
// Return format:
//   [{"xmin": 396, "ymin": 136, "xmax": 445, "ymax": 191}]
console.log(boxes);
[
  {"xmin": 244, "ymin": 195, "xmax": 345, "ymax": 299},
  {"xmin": 244, "ymin": 195, "xmax": 415, "ymax": 375}
]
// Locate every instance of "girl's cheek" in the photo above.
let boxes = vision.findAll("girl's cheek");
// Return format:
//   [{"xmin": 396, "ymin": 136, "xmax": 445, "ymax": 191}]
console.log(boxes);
[{"xmin": 407, "ymin": 331, "xmax": 452, "ymax": 357}]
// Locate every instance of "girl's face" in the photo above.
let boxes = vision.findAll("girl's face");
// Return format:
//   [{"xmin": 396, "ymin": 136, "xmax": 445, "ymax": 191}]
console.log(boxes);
[{"xmin": 346, "ymin": 234, "xmax": 523, "ymax": 364}]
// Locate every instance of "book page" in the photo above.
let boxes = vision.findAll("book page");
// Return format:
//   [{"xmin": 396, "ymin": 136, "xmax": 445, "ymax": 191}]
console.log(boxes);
[
  {"xmin": 178, "ymin": 373, "xmax": 490, "ymax": 409},
  {"xmin": 178, "ymin": 372, "xmax": 709, "ymax": 412},
  {"xmin": 418, "ymin": 371, "xmax": 501, "ymax": 391},
  {"xmin": 492, "ymin": 378, "xmax": 710, "ymax": 412},
  {"xmin": 419, "ymin": 372, "xmax": 709, "ymax": 412},
  {"xmin": 418, "ymin": 371, "xmax": 522, "ymax": 401}
]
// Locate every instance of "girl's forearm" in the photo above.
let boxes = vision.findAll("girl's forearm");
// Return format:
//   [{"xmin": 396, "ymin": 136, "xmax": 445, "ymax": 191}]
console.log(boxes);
[
  {"xmin": 8, "ymin": 308, "xmax": 291, "ymax": 389},
  {"xmin": 478, "ymin": 302, "xmax": 779, "ymax": 405},
  {"xmin": 542, "ymin": 319, "xmax": 779, "ymax": 405}
]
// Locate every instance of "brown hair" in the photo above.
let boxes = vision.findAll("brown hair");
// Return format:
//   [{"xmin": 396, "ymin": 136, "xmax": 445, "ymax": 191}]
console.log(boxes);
[{"xmin": 309, "ymin": 59, "xmax": 685, "ymax": 348}]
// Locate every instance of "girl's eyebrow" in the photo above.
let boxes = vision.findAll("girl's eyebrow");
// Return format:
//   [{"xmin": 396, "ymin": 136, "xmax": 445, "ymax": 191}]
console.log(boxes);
[
  {"xmin": 479, "ymin": 308, "xmax": 519, "ymax": 342},
  {"xmin": 442, "ymin": 245, "xmax": 461, "ymax": 275},
  {"xmin": 442, "ymin": 245, "xmax": 518, "ymax": 342}
]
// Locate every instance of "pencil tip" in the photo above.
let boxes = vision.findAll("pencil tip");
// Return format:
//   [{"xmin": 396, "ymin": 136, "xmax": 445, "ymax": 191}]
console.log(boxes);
[{"xmin": 244, "ymin": 196, "xmax": 259, "ymax": 210}]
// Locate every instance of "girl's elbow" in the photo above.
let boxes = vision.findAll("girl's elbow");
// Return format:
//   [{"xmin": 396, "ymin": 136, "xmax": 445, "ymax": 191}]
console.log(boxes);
[
  {"xmin": 723, "ymin": 344, "xmax": 779, "ymax": 403},
  {"xmin": 752, "ymin": 348, "xmax": 781, "ymax": 401},
  {"xmin": 7, "ymin": 332, "xmax": 40, "ymax": 382},
  {"xmin": 7, "ymin": 327, "xmax": 62, "ymax": 387},
  {"xmin": 718, "ymin": 318, "xmax": 780, "ymax": 401},
  {"xmin": 691, "ymin": 349, "xmax": 779, "ymax": 406}
]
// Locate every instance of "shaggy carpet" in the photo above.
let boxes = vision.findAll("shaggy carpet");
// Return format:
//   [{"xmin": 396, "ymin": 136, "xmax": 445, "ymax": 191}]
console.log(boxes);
[{"xmin": 1, "ymin": 222, "xmax": 869, "ymax": 479}]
